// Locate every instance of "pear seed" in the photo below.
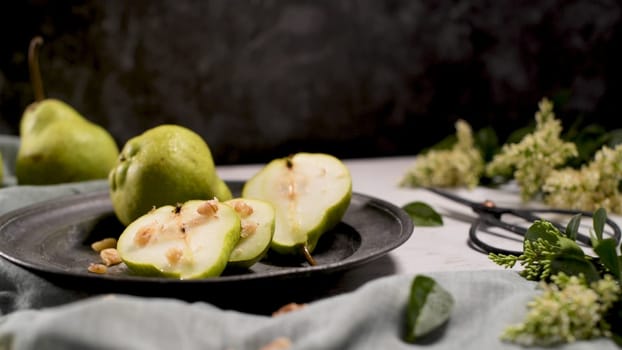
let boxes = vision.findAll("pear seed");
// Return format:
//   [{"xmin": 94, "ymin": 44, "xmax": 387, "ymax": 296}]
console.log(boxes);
[
  {"xmin": 241, "ymin": 221, "xmax": 258, "ymax": 238},
  {"xmin": 100, "ymin": 248, "xmax": 122, "ymax": 266},
  {"xmin": 87, "ymin": 263, "xmax": 107, "ymax": 274},
  {"xmin": 165, "ymin": 247, "xmax": 183, "ymax": 265},
  {"xmin": 91, "ymin": 237, "xmax": 117, "ymax": 252},
  {"xmin": 287, "ymin": 183, "xmax": 296, "ymax": 200},
  {"xmin": 197, "ymin": 199, "xmax": 219, "ymax": 217},
  {"xmin": 134, "ymin": 226, "xmax": 154, "ymax": 247},
  {"xmin": 232, "ymin": 201, "xmax": 254, "ymax": 218}
]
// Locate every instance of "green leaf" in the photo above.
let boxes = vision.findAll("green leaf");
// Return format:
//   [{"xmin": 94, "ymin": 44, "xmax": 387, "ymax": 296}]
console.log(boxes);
[
  {"xmin": 593, "ymin": 238, "xmax": 621, "ymax": 281},
  {"xmin": 564, "ymin": 123, "xmax": 609, "ymax": 168},
  {"xmin": 606, "ymin": 128, "xmax": 622, "ymax": 147},
  {"xmin": 425, "ymin": 134, "xmax": 456, "ymax": 153},
  {"xmin": 593, "ymin": 207, "xmax": 606, "ymax": 241},
  {"xmin": 474, "ymin": 126, "xmax": 499, "ymax": 162},
  {"xmin": 525, "ymin": 220, "xmax": 560, "ymax": 245},
  {"xmin": 549, "ymin": 255, "xmax": 600, "ymax": 283},
  {"xmin": 506, "ymin": 123, "xmax": 534, "ymax": 144},
  {"xmin": 405, "ymin": 275, "xmax": 454, "ymax": 343},
  {"xmin": 402, "ymin": 202, "xmax": 443, "ymax": 227},
  {"xmin": 564, "ymin": 213, "xmax": 581, "ymax": 241},
  {"xmin": 557, "ymin": 236, "xmax": 584, "ymax": 257}
]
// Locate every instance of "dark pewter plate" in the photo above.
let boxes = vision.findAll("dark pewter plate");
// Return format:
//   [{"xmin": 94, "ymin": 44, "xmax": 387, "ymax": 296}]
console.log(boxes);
[{"xmin": 0, "ymin": 181, "xmax": 413, "ymax": 308}]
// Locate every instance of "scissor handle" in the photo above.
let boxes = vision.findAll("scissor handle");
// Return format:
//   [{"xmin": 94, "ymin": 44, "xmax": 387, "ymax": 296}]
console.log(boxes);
[{"xmin": 425, "ymin": 187, "xmax": 622, "ymax": 255}]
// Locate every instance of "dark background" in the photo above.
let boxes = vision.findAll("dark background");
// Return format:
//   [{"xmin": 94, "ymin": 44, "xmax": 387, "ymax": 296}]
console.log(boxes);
[{"xmin": 0, "ymin": 0, "xmax": 620, "ymax": 165}]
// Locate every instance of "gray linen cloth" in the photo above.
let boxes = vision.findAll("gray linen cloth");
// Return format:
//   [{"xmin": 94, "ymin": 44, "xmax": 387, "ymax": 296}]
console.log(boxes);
[{"xmin": 0, "ymin": 136, "xmax": 617, "ymax": 350}]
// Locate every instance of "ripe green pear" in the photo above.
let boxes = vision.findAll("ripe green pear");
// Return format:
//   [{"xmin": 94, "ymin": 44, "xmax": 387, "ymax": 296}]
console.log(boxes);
[
  {"xmin": 16, "ymin": 99, "xmax": 119, "ymax": 185},
  {"xmin": 109, "ymin": 124, "xmax": 232, "ymax": 226},
  {"xmin": 117, "ymin": 199, "xmax": 241, "ymax": 279},
  {"xmin": 242, "ymin": 153, "xmax": 352, "ymax": 264},
  {"xmin": 225, "ymin": 198, "xmax": 275, "ymax": 268},
  {"xmin": 15, "ymin": 36, "xmax": 119, "ymax": 185}
]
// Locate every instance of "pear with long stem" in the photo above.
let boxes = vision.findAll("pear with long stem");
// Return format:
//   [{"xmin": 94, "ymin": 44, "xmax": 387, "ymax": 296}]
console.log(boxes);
[{"xmin": 15, "ymin": 36, "xmax": 119, "ymax": 185}]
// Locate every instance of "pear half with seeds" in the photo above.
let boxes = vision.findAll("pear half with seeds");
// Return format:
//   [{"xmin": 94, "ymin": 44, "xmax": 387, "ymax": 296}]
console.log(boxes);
[
  {"xmin": 225, "ymin": 198, "xmax": 275, "ymax": 269},
  {"xmin": 242, "ymin": 153, "xmax": 352, "ymax": 265},
  {"xmin": 116, "ymin": 199, "xmax": 241, "ymax": 279}
]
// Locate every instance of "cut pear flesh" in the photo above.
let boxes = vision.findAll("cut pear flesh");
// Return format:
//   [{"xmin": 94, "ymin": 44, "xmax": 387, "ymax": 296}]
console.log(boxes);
[
  {"xmin": 242, "ymin": 153, "xmax": 352, "ymax": 256},
  {"xmin": 225, "ymin": 198, "xmax": 275, "ymax": 268},
  {"xmin": 116, "ymin": 199, "xmax": 241, "ymax": 279}
]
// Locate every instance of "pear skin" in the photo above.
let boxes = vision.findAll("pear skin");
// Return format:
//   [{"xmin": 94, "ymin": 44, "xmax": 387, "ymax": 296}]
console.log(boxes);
[
  {"xmin": 19, "ymin": 99, "xmax": 83, "ymax": 136},
  {"xmin": 109, "ymin": 124, "xmax": 233, "ymax": 226},
  {"xmin": 16, "ymin": 99, "xmax": 119, "ymax": 185}
]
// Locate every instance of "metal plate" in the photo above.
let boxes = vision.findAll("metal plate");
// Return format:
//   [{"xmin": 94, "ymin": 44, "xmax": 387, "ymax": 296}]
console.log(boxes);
[{"xmin": 0, "ymin": 181, "xmax": 413, "ymax": 308}]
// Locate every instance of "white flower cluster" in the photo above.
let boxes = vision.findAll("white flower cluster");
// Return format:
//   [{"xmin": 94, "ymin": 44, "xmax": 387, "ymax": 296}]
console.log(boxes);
[
  {"xmin": 402, "ymin": 97, "xmax": 622, "ymax": 214},
  {"xmin": 400, "ymin": 119, "xmax": 484, "ymax": 188},
  {"xmin": 485, "ymin": 98, "xmax": 578, "ymax": 200},
  {"xmin": 543, "ymin": 144, "xmax": 622, "ymax": 214},
  {"xmin": 502, "ymin": 273, "xmax": 620, "ymax": 346}
]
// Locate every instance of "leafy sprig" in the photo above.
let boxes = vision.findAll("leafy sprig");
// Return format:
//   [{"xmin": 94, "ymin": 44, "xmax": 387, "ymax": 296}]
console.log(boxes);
[
  {"xmin": 490, "ymin": 236, "xmax": 559, "ymax": 280},
  {"xmin": 489, "ymin": 208, "xmax": 622, "ymax": 346},
  {"xmin": 500, "ymin": 273, "xmax": 620, "ymax": 346}
]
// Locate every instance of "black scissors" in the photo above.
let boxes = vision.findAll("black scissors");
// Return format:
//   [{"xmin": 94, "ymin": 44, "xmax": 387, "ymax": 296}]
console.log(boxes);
[{"xmin": 426, "ymin": 187, "xmax": 622, "ymax": 256}]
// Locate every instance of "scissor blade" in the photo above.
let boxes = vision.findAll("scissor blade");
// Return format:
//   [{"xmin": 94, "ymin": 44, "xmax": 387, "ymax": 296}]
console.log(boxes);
[{"xmin": 424, "ymin": 187, "xmax": 483, "ymax": 210}]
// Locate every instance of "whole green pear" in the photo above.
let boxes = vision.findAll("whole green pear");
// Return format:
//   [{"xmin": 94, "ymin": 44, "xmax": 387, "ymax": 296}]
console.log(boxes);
[
  {"xmin": 15, "ymin": 37, "xmax": 119, "ymax": 185},
  {"xmin": 109, "ymin": 124, "xmax": 233, "ymax": 226}
]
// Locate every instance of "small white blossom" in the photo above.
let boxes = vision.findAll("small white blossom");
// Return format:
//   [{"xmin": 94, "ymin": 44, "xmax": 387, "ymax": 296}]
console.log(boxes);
[
  {"xmin": 501, "ymin": 273, "xmax": 620, "ymax": 346},
  {"xmin": 400, "ymin": 119, "xmax": 484, "ymax": 188},
  {"xmin": 485, "ymin": 98, "xmax": 578, "ymax": 200},
  {"xmin": 543, "ymin": 144, "xmax": 622, "ymax": 214}
]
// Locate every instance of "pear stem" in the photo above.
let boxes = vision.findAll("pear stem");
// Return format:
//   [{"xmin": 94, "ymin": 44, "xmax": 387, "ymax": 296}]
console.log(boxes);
[
  {"xmin": 301, "ymin": 245, "xmax": 317, "ymax": 266},
  {"xmin": 28, "ymin": 36, "xmax": 45, "ymax": 102}
]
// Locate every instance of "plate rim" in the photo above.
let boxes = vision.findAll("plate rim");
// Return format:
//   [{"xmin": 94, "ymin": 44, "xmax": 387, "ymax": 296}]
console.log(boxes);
[{"xmin": 0, "ymin": 183, "xmax": 414, "ymax": 286}]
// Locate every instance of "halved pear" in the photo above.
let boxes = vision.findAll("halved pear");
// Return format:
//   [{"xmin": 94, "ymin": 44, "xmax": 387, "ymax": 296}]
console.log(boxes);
[
  {"xmin": 224, "ymin": 198, "xmax": 275, "ymax": 268},
  {"xmin": 242, "ymin": 153, "xmax": 352, "ymax": 264},
  {"xmin": 116, "ymin": 199, "xmax": 241, "ymax": 279}
]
